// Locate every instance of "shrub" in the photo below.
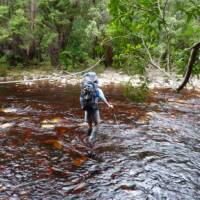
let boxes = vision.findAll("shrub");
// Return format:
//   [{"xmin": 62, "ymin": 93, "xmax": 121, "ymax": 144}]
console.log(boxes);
[
  {"xmin": 123, "ymin": 81, "xmax": 149, "ymax": 103},
  {"xmin": 0, "ymin": 65, "xmax": 8, "ymax": 77}
]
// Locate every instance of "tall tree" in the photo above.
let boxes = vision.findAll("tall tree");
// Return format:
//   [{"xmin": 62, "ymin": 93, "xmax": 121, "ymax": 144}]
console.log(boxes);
[
  {"xmin": 38, "ymin": 0, "xmax": 92, "ymax": 66},
  {"xmin": 0, "ymin": 0, "xmax": 111, "ymax": 68}
]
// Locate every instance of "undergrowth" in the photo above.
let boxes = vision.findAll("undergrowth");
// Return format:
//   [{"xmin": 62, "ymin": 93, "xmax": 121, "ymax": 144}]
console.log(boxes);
[{"xmin": 123, "ymin": 81, "xmax": 149, "ymax": 103}]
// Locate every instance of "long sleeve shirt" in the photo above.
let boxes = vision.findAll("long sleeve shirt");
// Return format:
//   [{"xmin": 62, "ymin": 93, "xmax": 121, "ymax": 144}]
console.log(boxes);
[{"xmin": 97, "ymin": 88, "xmax": 106, "ymax": 102}]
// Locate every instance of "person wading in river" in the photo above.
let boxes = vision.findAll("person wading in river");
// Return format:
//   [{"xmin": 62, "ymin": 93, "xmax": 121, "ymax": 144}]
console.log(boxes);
[{"xmin": 80, "ymin": 72, "xmax": 113, "ymax": 144}]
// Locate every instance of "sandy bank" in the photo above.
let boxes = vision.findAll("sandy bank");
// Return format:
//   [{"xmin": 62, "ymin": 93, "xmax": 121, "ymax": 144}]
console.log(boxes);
[{"xmin": 0, "ymin": 68, "xmax": 200, "ymax": 91}]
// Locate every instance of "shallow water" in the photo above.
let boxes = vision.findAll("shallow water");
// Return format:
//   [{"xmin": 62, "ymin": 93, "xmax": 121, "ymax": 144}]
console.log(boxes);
[{"xmin": 0, "ymin": 83, "xmax": 200, "ymax": 200}]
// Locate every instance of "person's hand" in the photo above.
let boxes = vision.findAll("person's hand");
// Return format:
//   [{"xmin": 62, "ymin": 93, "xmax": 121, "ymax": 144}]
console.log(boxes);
[{"xmin": 108, "ymin": 104, "xmax": 113, "ymax": 109}]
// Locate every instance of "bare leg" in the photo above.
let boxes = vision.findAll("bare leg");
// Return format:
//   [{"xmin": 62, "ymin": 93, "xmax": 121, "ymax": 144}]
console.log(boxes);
[
  {"xmin": 89, "ymin": 122, "xmax": 99, "ymax": 144},
  {"xmin": 88, "ymin": 110, "xmax": 100, "ymax": 144},
  {"xmin": 87, "ymin": 122, "xmax": 93, "ymax": 136}
]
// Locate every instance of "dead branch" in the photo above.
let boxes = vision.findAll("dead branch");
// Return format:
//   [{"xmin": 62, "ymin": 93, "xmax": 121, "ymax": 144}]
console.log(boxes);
[
  {"xmin": 142, "ymin": 38, "xmax": 171, "ymax": 78},
  {"xmin": 177, "ymin": 42, "xmax": 200, "ymax": 92}
]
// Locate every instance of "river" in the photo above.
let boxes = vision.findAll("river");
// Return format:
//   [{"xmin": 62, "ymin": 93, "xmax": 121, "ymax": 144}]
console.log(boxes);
[{"xmin": 0, "ymin": 83, "xmax": 200, "ymax": 200}]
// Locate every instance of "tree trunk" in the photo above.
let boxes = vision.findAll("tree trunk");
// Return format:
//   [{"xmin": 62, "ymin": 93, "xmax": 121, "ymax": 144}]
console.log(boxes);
[
  {"xmin": 92, "ymin": 36, "xmax": 98, "ymax": 59},
  {"xmin": 177, "ymin": 42, "xmax": 200, "ymax": 92},
  {"xmin": 49, "ymin": 39, "xmax": 60, "ymax": 67},
  {"xmin": 104, "ymin": 44, "xmax": 113, "ymax": 68},
  {"xmin": 27, "ymin": 0, "xmax": 39, "ymax": 62},
  {"xmin": 30, "ymin": 0, "xmax": 36, "ymax": 30},
  {"xmin": 8, "ymin": 35, "xmax": 26, "ymax": 66}
]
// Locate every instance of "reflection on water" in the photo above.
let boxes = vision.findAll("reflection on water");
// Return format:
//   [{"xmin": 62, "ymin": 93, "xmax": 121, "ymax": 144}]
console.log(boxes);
[{"xmin": 0, "ymin": 83, "xmax": 200, "ymax": 199}]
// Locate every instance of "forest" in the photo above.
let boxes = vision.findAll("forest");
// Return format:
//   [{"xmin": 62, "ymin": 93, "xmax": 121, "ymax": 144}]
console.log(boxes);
[
  {"xmin": 0, "ymin": 0, "xmax": 200, "ymax": 84},
  {"xmin": 1, "ymin": 1, "xmax": 200, "ymax": 199}
]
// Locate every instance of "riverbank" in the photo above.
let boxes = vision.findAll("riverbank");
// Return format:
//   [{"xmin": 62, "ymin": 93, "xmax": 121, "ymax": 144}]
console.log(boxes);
[{"xmin": 0, "ymin": 67, "xmax": 200, "ymax": 91}]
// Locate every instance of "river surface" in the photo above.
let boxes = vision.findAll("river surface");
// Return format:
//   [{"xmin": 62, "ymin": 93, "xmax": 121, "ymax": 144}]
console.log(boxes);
[{"xmin": 0, "ymin": 83, "xmax": 200, "ymax": 200}]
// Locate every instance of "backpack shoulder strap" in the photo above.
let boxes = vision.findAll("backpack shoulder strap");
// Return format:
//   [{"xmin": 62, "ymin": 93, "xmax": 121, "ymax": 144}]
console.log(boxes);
[{"xmin": 95, "ymin": 88, "xmax": 100, "ymax": 97}]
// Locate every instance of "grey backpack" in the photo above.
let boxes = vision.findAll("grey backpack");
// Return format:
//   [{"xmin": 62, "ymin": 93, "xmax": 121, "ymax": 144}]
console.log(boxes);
[{"xmin": 80, "ymin": 72, "xmax": 99, "ymax": 111}]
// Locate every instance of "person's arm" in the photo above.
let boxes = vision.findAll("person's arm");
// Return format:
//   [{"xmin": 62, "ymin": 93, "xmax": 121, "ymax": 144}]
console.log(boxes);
[{"xmin": 98, "ymin": 88, "xmax": 113, "ymax": 108}]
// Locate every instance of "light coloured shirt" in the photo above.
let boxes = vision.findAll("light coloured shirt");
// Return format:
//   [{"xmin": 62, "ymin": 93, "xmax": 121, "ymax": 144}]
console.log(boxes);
[
  {"xmin": 97, "ymin": 88, "xmax": 106, "ymax": 102},
  {"xmin": 80, "ymin": 87, "xmax": 107, "ymax": 108}
]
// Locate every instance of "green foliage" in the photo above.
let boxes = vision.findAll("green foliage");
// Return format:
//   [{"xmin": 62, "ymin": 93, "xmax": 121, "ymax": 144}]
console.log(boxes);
[
  {"xmin": 61, "ymin": 17, "xmax": 90, "ymax": 68},
  {"xmin": 0, "ymin": 63, "xmax": 8, "ymax": 77},
  {"xmin": 123, "ymin": 81, "xmax": 149, "ymax": 103},
  {"xmin": 9, "ymin": 9, "xmax": 28, "ymax": 36},
  {"xmin": 0, "ymin": 5, "xmax": 8, "ymax": 23},
  {"xmin": 60, "ymin": 49, "xmax": 89, "ymax": 68},
  {"xmin": 0, "ymin": 1, "xmax": 30, "ymax": 65},
  {"xmin": 0, "ymin": 0, "xmax": 200, "ymax": 79},
  {"xmin": 0, "ymin": 0, "xmax": 110, "ymax": 68},
  {"xmin": 109, "ymin": 0, "xmax": 200, "ymax": 76},
  {"xmin": 192, "ymin": 52, "xmax": 200, "ymax": 78},
  {"xmin": 112, "ymin": 43, "xmax": 146, "ymax": 75}
]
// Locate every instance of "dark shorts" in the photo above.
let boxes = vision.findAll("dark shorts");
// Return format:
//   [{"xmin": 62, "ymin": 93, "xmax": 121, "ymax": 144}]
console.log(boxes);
[{"xmin": 84, "ymin": 110, "xmax": 100, "ymax": 125}]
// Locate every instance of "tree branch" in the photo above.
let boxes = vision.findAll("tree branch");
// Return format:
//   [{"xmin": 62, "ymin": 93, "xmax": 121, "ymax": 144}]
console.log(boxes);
[
  {"xmin": 157, "ymin": 0, "xmax": 171, "ymax": 72},
  {"xmin": 142, "ymin": 38, "xmax": 171, "ymax": 78},
  {"xmin": 177, "ymin": 42, "xmax": 200, "ymax": 92},
  {"xmin": 120, "ymin": 1, "xmax": 163, "ymax": 21}
]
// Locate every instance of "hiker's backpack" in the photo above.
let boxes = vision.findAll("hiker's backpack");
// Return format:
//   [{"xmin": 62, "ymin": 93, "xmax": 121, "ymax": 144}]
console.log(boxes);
[
  {"xmin": 81, "ymin": 81, "xmax": 99, "ymax": 111},
  {"xmin": 83, "ymin": 72, "xmax": 99, "ymax": 84},
  {"xmin": 81, "ymin": 72, "xmax": 99, "ymax": 111}
]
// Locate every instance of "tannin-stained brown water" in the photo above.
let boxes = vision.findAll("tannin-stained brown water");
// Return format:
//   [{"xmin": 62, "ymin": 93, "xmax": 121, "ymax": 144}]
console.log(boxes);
[{"xmin": 0, "ymin": 83, "xmax": 200, "ymax": 200}]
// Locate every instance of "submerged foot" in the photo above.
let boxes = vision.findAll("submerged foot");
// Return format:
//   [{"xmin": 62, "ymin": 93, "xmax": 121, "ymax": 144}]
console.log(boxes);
[
  {"xmin": 89, "ymin": 134, "xmax": 96, "ymax": 144},
  {"xmin": 88, "ymin": 126, "xmax": 98, "ymax": 145}
]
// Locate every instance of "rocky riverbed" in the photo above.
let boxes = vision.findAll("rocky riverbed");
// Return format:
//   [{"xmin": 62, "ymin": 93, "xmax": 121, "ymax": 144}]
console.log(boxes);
[
  {"xmin": 0, "ymin": 68, "xmax": 200, "ymax": 91},
  {"xmin": 0, "ymin": 83, "xmax": 200, "ymax": 199}
]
